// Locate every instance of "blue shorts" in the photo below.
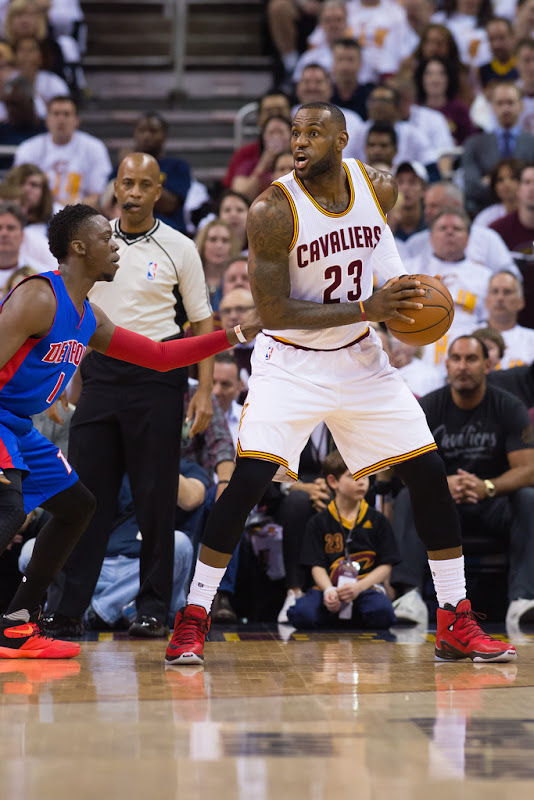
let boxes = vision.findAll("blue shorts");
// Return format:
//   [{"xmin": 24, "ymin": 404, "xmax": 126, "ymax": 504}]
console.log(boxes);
[{"xmin": 0, "ymin": 410, "xmax": 79, "ymax": 513}]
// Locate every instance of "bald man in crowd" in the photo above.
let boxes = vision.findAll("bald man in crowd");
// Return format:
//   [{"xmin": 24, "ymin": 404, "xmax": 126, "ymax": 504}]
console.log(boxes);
[{"xmin": 43, "ymin": 153, "xmax": 215, "ymax": 640}]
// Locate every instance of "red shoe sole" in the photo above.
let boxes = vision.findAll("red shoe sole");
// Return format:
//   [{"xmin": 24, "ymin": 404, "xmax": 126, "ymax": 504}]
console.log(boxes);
[{"xmin": 0, "ymin": 644, "xmax": 80, "ymax": 659}]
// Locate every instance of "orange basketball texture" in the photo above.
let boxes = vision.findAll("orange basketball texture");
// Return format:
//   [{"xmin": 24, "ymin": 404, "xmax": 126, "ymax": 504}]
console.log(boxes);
[{"xmin": 385, "ymin": 274, "xmax": 454, "ymax": 346}]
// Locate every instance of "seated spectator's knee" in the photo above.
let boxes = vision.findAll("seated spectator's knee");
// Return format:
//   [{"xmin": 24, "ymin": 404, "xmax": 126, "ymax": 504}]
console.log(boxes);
[
  {"xmin": 174, "ymin": 531, "xmax": 194, "ymax": 562},
  {"xmin": 362, "ymin": 607, "xmax": 396, "ymax": 629},
  {"xmin": 509, "ymin": 487, "xmax": 534, "ymax": 522}
]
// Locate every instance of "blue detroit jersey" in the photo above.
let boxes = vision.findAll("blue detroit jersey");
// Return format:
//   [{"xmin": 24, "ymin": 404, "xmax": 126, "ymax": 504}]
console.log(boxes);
[{"xmin": 0, "ymin": 270, "xmax": 97, "ymax": 418}]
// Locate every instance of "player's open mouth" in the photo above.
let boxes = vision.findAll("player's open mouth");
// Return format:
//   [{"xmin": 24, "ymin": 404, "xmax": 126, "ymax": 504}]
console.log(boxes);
[{"xmin": 295, "ymin": 154, "xmax": 308, "ymax": 168}]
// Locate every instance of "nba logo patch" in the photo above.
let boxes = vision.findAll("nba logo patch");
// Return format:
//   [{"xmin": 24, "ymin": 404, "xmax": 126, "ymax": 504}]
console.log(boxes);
[
  {"xmin": 147, "ymin": 262, "xmax": 157, "ymax": 281},
  {"xmin": 265, "ymin": 346, "xmax": 274, "ymax": 361}
]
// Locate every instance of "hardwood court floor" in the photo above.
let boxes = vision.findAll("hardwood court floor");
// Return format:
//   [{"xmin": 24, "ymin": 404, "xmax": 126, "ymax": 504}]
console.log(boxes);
[{"xmin": 0, "ymin": 625, "xmax": 533, "ymax": 800}]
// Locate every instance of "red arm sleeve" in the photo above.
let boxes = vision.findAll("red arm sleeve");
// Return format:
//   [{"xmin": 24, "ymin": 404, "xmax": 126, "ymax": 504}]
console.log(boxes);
[{"xmin": 104, "ymin": 326, "xmax": 230, "ymax": 371}]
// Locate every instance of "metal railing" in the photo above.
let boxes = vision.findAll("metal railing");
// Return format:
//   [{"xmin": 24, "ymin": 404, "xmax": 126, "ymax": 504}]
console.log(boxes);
[{"xmin": 172, "ymin": 0, "xmax": 189, "ymax": 98}]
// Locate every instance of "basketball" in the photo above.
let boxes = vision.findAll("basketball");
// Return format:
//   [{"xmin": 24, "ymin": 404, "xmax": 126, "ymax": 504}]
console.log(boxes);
[{"xmin": 385, "ymin": 274, "xmax": 454, "ymax": 346}]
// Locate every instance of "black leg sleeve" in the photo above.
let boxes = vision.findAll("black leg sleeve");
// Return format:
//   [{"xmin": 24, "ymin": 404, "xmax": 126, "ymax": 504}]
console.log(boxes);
[
  {"xmin": 394, "ymin": 451, "xmax": 462, "ymax": 552},
  {"xmin": 7, "ymin": 480, "xmax": 96, "ymax": 615},
  {"xmin": 202, "ymin": 458, "xmax": 279, "ymax": 555},
  {"xmin": 0, "ymin": 470, "xmax": 27, "ymax": 557}
]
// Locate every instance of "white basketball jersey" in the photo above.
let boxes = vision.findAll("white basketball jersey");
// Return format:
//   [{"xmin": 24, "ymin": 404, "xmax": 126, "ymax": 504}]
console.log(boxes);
[{"xmin": 264, "ymin": 158, "xmax": 387, "ymax": 350}]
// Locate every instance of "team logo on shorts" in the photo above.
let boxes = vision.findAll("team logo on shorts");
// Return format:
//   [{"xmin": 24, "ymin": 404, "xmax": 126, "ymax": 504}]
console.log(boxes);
[
  {"xmin": 147, "ymin": 262, "xmax": 158, "ymax": 281},
  {"xmin": 265, "ymin": 346, "xmax": 274, "ymax": 361}
]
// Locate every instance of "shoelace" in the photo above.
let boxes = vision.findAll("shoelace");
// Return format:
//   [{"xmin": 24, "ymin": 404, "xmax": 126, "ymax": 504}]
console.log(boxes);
[
  {"xmin": 34, "ymin": 622, "xmax": 56, "ymax": 642},
  {"xmin": 171, "ymin": 615, "xmax": 208, "ymax": 647},
  {"xmin": 454, "ymin": 607, "xmax": 494, "ymax": 642}
]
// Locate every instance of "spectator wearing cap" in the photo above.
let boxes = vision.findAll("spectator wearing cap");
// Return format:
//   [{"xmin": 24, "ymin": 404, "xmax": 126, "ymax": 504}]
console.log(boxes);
[{"xmin": 389, "ymin": 161, "xmax": 428, "ymax": 243}]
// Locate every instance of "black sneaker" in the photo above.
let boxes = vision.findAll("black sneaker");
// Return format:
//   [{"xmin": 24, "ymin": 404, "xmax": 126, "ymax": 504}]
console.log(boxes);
[
  {"xmin": 85, "ymin": 606, "xmax": 113, "ymax": 631},
  {"xmin": 128, "ymin": 615, "xmax": 169, "ymax": 638},
  {"xmin": 40, "ymin": 612, "xmax": 85, "ymax": 639}
]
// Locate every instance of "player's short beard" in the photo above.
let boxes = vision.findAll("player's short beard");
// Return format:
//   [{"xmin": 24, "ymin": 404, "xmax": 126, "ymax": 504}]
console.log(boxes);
[{"xmin": 304, "ymin": 146, "xmax": 336, "ymax": 180}]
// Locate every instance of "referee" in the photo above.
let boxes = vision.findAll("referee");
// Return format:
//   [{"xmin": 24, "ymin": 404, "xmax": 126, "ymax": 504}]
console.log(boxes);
[{"xmin": 44, "ymin": 153, "xmax": 215, "ymax": 638}]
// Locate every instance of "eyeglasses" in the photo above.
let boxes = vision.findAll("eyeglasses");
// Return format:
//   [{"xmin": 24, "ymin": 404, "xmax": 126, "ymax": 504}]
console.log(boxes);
[{"xmin": 219, "ymin": 305, "xmax": 255, "ymax": 315}]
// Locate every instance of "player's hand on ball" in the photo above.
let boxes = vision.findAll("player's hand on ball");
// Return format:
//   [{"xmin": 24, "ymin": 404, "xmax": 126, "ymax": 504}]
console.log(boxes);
[{"xmin": 362, "ymin": 276, "xmax": 424, "ymax": 324}]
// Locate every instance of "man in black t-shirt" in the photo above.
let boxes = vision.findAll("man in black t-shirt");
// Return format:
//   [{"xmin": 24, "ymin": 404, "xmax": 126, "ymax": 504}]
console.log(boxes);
[{"xmin": 392, "ymin": 335, "xmax": 534, "ymax": 633}]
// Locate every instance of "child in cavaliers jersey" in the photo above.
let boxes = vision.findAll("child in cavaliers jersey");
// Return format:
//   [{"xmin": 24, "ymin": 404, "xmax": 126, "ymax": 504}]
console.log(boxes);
[
  {"xmin": 287, "ymin": 450, "xmax": 398, "ymax": 629},
  {"xmin": 0, "ymin": 203, "xmax": 258, "ymax": 659}
]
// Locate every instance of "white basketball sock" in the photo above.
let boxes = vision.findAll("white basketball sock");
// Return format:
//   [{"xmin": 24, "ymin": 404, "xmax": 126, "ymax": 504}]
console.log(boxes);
[
  {"xmin": 428, "ymin": 556, "xmax": 466, "ymax": 609},
  {"xmin": 187, "ymin": 560, "xmax": 226, "ymax": 613}
]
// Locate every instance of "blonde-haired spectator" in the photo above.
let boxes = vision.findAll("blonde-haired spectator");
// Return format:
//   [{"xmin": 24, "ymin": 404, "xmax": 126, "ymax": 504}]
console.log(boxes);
[{"xmin": 195, "ymin": 218, "xmax": 240, "ymax": 309}]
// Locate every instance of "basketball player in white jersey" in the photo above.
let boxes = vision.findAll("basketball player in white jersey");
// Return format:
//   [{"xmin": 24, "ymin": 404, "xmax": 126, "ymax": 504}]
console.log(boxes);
[{"xmin": 166, "ymin": 102, "xmax": 516, "ymax": 666}]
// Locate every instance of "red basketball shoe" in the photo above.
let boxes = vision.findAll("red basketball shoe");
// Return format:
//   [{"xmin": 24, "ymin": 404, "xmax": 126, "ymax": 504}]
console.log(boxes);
[
  {"xmin": 435, "ymin": 599, "xmax": 516, "ymax": 663},
  {"xmin": 0, "ymin": 618, "xmax": 80, "ymax": 659},
  {"xmin": 165, "ymin": 605, "xmax": 210, "ymax": 665}
]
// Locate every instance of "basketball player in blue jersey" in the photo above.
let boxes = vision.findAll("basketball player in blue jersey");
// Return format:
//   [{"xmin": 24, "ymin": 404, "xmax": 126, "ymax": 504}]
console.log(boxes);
[
  {"xmin": 0, "ymin": 204, "xmax": 258, "ymax": 659},
  {"xmin": 168, "ymin": 101, "xmax": 517, "ymax": 666}
]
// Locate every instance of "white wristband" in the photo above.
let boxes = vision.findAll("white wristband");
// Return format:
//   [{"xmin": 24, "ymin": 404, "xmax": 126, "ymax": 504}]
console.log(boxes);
[{"xmin": 234, "ymin": 324, "xmax": 247, "ymax": 344}]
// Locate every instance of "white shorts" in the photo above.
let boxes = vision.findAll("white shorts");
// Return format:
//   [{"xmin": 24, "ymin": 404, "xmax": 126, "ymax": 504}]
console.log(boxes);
[{"xmin": 237, "ymin": 329, "xmax": 436, "ymax": 482}]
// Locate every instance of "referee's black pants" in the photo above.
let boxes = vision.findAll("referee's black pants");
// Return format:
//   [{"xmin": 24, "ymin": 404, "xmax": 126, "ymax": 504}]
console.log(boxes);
[{"xmin": 47, "ymin": 353, "xmax": 184, "ymax": 622}]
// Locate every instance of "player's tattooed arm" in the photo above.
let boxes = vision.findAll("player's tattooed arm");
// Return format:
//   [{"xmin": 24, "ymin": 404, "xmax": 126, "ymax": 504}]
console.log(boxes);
[
  {"xmin": 248, "ymin": 185, "xmax": 365, "ymax": 330},
  {"xmin": 362, "ymin": 164, "xmax": 398, "ymax": 214}
]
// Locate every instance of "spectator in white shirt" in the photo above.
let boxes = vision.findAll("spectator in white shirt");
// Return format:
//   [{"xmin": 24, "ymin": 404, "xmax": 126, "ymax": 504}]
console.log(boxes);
[
  {"xmin": 404, "ymin": 180, "xmax": 521, "ymax": 277},
  {"xmin": 389, "ymin": 339, "xmax": 445, "ymax": 395},
  {"xmin": 14, "ymin": 95, "xmax": 112, "ymax": 207},
  {"xmin": 308, "ymin": 0, "xmax": 418, "ymax": 83},
  {"xmin": 483, "ymin": 270, "xmax": 534, "ymax": 368},
  {"xmin": 410, "ymin": 208, "xmax": 492, "ymax": 380},
  {"xmin": 293, "ymin": 1, "xmax": 349, "ymax": 82},
  {"xmin": 347, "ymin": 84, "xmax": 434, "ymax": 165},
  {"xmin": 431, "ymin": 0, "xmax": 492, "ymax": 70},
  {"xmin": 387, "ymin": 72, "xmax": 455, "ymax": 162},
  {"xmin": 12, "ymin": 36, "xmax": 69, "ymax": 116},
  {"xmin": 212, "ymin": 352, "xmax": 244, "ymax": 449}
]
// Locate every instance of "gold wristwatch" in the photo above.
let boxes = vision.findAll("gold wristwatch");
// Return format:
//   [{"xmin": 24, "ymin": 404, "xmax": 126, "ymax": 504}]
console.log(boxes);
[{"xmin": 484, "ymin": 479, "xmax": 496, "ymax": 498}]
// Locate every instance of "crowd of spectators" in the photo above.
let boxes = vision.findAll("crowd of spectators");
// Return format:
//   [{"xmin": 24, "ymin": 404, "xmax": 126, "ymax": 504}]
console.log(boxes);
[{"xmin": 3, "ymin": 0, "xmax": 534, "ymax": 638}]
